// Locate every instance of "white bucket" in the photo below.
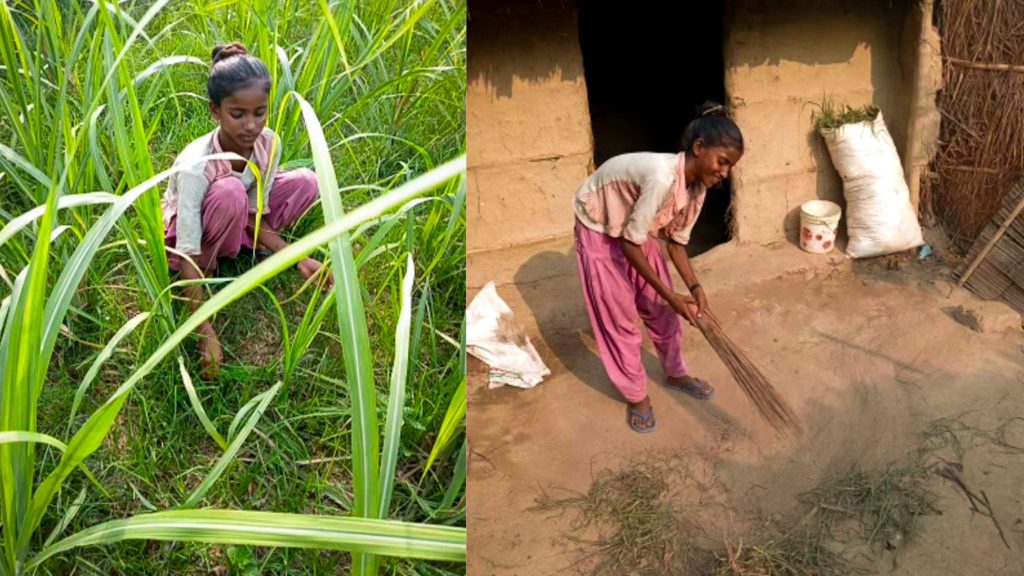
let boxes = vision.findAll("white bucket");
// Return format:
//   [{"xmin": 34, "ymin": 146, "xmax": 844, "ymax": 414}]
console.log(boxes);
[{"xmin": 799, "ymin": 200, "xmax": 842, "ymax": 254}]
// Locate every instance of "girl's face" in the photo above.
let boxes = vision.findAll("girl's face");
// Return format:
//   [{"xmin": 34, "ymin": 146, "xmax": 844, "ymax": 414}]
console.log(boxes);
[
  {"xmin": 692, "ymin": 139, "xmax": 743, "ymax": 189},
  {"xmin": 210, "ymin": 83, "xmax": 269, "ymax": 152}
]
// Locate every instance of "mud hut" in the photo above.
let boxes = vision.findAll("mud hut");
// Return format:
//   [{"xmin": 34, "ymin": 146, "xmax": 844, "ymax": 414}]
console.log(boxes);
[{"xmin": 467, "ymin": 0, "xmax": 942, "ymax": 255}]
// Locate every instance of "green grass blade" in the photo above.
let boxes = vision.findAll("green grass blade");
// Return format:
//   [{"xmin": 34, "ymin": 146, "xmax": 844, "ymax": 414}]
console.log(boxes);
[
  {"xmin": 68, "ymin": 312, "xmax": 151, "ymax": 431},
  {"xmin": 435, "ymin": 439, "xmax": 466, "ymax": 517},
  {"xmin": 378, "ymin": 254, "xmax": 415, "ymax": 518},
  {"xmin": 0, "ymin": 268, "xmax": 26, "ymax": 571},
  {"xmin": 274, "ymin": 45, "xmax": 294, "ymax": 92},
  {"xmin": 181, "ymin": 383, "xmax": 281, "ymax": 509},
  {"xmin": 0, "ymin": 193, "xmax": 116, "ymax": 250},
  {"xmin": 176, "ymin": 356, "xmax": 227, "ymax": 451},
  {"xmin": 0, "ymin": 432, "xmax": 67, "ymax": 452},
  {"xmin": 284, "ymin": 289, "xmax": 334, "ymax": 386},
  {"xmin": 87, "ymin": 105, "xmax": 116, "ymax": 193},
  {"xmin": 0, "ymin": 295, "xmax": 11, "ymax": 336},
  {"xmin": 132, "ymin": 55, "xmax": 205, "ymax": 85},
  {"xmin": 43, "ymin": 487, "xmax": 87, "ymax": 549},
  {"xmin": 353, "ymin": 197, "xmax": 437, "ymax": 269},
  {"xmin": 292, "ymin": 90, "xmax": 381, "ymax": 575},
  {"xmin": 0, "ymin": 142, "xmax": 50, "ymax": 191},
  {"xmin": 423, "ymin": 377, "xmax": 465, "ymax": 477},
  {"xmin": 3, "ymin": 184, "xmax": 61, "ymax": 566},
  {"xmin": 27, "ymin": 510, "xmax": 466, "ymax": 570}
]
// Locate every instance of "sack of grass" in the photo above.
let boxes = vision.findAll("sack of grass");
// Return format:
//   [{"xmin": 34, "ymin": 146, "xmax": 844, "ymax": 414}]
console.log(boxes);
[{"xmin": 816, "ymin": 103, "xmax": 923, "ymax": 259}]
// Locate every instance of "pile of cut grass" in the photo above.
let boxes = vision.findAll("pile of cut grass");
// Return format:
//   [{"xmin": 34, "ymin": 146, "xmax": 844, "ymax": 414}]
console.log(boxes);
[
  {"xmin": 711, "ymin": 533, "xmax": 849, "ymax": 576},
  {"xmin": 810, "ymin": 461, "xmax": 939, "ymax": 551},
  {"xmin": 812, "ymin": 99, "xmax": 880, "ymax": 132},
  {"xmin": 534, "ymin": 452, "xmax": 941, "ymax": 576},
  {"xmin": 534, "ymin": 463, "xmax": 692, "ymax": 576},
  {"xmin": 712, "ymin": 458, "xmax": 939, "ymax": 576}
]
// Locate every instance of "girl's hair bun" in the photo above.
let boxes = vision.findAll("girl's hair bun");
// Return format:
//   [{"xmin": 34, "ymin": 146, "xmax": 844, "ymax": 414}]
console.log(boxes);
[
  {"xmin": 212, "ymin": 42, "xmax": 249, "ymax": 65},
  {"xmin": 207, "ymin": 42, "xmax": 270, "ymax": 105},
  {"xmin": 679, "ymin": 100, "xmax": 744, "ymax": 152},
  {"xmin": 695, "ymin": 100, "xmax": 727, "ymax": 118}
]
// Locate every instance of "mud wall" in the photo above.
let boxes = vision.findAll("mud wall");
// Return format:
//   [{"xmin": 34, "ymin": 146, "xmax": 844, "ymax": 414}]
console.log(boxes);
[
  {"xmin": 725, "ymin": 0, "xmax": 917, "ymax": 244},
  {"xmin": 467, "ymin": 1, "xmax": 592, "ymax": 253}
]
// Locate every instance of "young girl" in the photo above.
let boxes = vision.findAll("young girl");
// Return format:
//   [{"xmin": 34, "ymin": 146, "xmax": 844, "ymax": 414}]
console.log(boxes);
[
  {"xmin": 162, "ymin": 42, "xmax": 330, "ymax": 380},
  {"xmin": 573, "ymin": 102, "xmax": 744, "ymax": 433}
]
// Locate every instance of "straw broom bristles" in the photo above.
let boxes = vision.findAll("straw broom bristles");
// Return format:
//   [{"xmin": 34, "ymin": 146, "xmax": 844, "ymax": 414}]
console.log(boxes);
[{"xmin": 695, "ymin": 315, "xmax": 802, "ymax": 434}]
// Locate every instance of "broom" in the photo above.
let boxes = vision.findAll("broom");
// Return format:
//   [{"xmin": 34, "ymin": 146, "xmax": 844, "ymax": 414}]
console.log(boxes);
[{"xmin": 693, "ymin": 313, "xmax": 802, "ymax": 433}]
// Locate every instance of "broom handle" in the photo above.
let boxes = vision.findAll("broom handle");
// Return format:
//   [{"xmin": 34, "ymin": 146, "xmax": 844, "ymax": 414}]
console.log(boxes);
[{"xmin": 954, "ymin": 186, "xmax": 1024, "ymax": 293}]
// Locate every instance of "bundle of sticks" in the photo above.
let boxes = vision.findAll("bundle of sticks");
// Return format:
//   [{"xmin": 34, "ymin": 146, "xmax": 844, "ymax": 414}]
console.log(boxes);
[{"xmin": 695, "ymin": 315, "xmax": 802, "ymax": 434}]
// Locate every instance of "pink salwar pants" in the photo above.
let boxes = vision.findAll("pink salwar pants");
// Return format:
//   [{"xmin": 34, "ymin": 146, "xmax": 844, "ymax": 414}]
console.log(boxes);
[
  {"xmin": 574, "ymin": 220, "xmax": 689, "ymax": 403},
  {"xmin": 166, "ymin": 168, "xmax": 318, "ymax": 273}
]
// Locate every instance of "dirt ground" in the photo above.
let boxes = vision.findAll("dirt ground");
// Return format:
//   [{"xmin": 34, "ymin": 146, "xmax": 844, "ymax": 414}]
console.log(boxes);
[{"xmin": 467, "ymin": 237, "xmax": 1024, "ymax": 576}]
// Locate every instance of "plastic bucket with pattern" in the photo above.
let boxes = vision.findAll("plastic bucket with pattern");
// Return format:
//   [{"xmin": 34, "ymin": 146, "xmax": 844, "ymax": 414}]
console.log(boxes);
[{"xmin": 799, "ymin": 200, "xmax": 841, "ymax": 253}]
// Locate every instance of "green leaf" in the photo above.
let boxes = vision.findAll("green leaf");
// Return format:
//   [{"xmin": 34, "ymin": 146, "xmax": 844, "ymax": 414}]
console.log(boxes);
[
  {"xmin": 68, "ymin": 312, "xmax": 151, "ymax": 431},
  {"xmin": 0, "ymin": 192, "xmax": 117, "ymax": 249},
  {"xmin": 181, "ymin": 383, "xmax": 281, "ymax": 509},
  {"xmin": 27, "ymin": 510, "xmax": 466, "ymax": 570},
  {"xmin": 378, "ymin": 255, "xmax": 415, "ymax": 518},
  {"xmin": 177, "ymin": 356, "xmax": 227, "ymax": 451},
  {"xmin": 0, "ymin": 431, "xmax": 67, "ymax": 452},
  {"xmin": 424, "ymin": 377, "xmax": 465, "ymax": 476},
  {"xmin": 291, "ymin": 91, "xmax": 380, "ymax": 575}
]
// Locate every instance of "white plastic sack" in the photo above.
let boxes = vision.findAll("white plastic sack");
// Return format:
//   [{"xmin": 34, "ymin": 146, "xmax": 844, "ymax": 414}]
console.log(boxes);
[
  {"xmin": 821, "ymin": 112, "xmax": 923, "ymax": 258},
  {"xmin": 467, "ymin": 282, "xmax": 550, "ymax": 389}
]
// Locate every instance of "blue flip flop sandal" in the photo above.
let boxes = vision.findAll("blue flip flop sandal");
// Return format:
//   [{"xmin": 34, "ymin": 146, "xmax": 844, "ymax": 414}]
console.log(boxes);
[
  {"xmin": 628, "ymin": 406, "xmax": 656, "ymax": 433},
  {"xmin": 668, "ymin": 377, "xmax": 715, "ymax": 401}
]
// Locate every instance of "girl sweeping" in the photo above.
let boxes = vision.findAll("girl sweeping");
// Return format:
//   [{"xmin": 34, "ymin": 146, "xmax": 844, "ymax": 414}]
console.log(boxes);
[
  {"xmin": 162, "ymin": 42, "xmax": 330, "ymax": 380},
  {"xmin": 573, "ymin": 101, "xmax": 744, "ymax": 433}
]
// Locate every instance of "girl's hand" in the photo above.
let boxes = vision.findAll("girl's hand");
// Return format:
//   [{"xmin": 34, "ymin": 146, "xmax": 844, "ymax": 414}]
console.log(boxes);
[
  {"xmin": 197, "ymin": 322, "xmax": 223, "ymax": 381},
  {"xmin": 668, "ymin": 292, "xmax": 700, "ymax": 326},
  {"xmin": 297, "ymin": 258, "xmax": 334, "ymax": 291},
  {"xmin": 691, "ymin": 286, "xmax": 718, "ymax": 325}
]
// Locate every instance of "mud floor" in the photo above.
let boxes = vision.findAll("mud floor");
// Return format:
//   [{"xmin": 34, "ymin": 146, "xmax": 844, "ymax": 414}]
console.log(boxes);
[{"xmin": 467, "ymin": 239, "xmax": 1024, "ymax": 576}]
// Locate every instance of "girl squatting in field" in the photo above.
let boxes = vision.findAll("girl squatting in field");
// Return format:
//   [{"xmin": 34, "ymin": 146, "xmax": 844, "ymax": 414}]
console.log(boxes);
[
  {"xmin": 162, "ymin": 43, "xmax": 330, "ymax": 380},
  {"xmin": 573, "ymin": 102, "xmax": 744, "ymax": 433}
]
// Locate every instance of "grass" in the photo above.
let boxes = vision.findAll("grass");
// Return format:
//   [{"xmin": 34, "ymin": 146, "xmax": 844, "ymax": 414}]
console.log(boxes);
[
  {"xmin": 534, "ymin": 459, "xmax": 693, "ymax": 576},
  {"xmin": 812, "ymin": 99, "xmax": 880, "ymax": 132},
  {"xmin": 0, "ymin": 0, "xmax": 466, "ymax": 574},
  {"xmin": 713, "ymin": 451, "xmax": 942, "ymax": 576},
  {"xmin": 712, "ymin": 532, "xmax": 849, "ymax": 576},
  {"xmin": 809, "ymin": 461, "xmax": 939, "ymax": 552},
  {"xmin": 536, "ymin": 451, "xmax": 941, "ymax": 576}
]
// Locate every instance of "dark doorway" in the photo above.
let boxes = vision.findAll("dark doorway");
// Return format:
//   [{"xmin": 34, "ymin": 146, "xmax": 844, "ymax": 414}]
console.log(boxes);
[{"xmin": 578, "ymin": 3, "xmax": 731, "ymax": 256}]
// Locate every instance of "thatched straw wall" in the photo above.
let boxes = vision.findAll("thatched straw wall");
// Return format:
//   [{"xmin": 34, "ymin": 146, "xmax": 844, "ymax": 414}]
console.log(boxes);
[{"xmin": 930, "ymin": 0, "xmax": 1024, "ymax": 248}]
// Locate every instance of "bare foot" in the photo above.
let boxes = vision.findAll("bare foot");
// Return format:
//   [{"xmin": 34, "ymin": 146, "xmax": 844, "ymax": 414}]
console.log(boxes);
[
  {"xmin": 197, "ymin": 322, "xmax": 223, "ymax": 381},
  {"xmin": 297, "ymin": 258, "xmax": 333, "ymax": 291}
]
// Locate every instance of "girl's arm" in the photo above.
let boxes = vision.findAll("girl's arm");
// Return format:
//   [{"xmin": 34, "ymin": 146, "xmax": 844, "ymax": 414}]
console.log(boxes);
[
  {"xmin": 620, "ymin": 239, "xmax": 699, "ymax": 325},
  {"xmin": 246, "ymin": 214, "xmax": 288, "ymax": 252},
  {"xmin": 665, "ymin": 240, "xmax": 712, "ymax": 321},
  {"xmin": 665, "ymin": 240, "xmax": 699, "ymax": 290},
  {"xmin": 245, "ymin": 214, "xmax": 334, "ymax": 289}
]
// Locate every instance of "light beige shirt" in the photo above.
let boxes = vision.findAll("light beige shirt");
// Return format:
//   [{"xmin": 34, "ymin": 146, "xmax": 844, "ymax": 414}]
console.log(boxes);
[
  {"xmin": 161, "ymin": 127, "xmax": 281, "ymax": 255},
  {"xmin": 573, "ymin": 152, "xmax": 706, "ymax": 245}
]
